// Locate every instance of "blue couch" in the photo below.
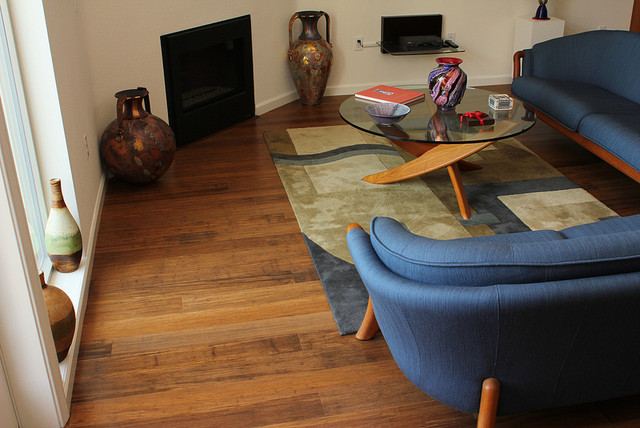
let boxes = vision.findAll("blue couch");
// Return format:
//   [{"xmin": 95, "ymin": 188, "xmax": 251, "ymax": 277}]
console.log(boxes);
[
  {"xmin": 512, "ymin": 30, "xmax": 640, "ymax": 183},
  {"xmin": 347, "ymin": 215, "xmax": 640, "ymax": 427}
]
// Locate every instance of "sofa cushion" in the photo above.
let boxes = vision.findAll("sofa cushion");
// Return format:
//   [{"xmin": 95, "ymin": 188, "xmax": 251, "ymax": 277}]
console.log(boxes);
[
  {"xmin": 453, "ymin": 229, "xmax": 566, "ymax": 244},
  {"xmin": 525, "ymin": 30, "xmax": 640, "ymax": 104},
  {"xmin": 511, "ymin": 77, "xmax": 640, "ymax": 131},
  {"xmin": 369, "ymin": 216, "xmax": 640, "ymax": 287},
  {"xmin": 577, "ymin": 113, "xmax": 640, "ymax": 172}
]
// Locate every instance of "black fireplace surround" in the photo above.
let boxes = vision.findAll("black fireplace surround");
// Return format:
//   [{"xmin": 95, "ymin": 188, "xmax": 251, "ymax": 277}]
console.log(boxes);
[{"xmin": 161, "ymin": 15, "xmax": 255, "ymax": 146}]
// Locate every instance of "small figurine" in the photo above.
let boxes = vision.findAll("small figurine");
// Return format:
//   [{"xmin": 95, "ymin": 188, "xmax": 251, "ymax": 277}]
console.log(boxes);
[{"xmin": 534, "ymin": 0, "xmax": 550, "ymax": 20}]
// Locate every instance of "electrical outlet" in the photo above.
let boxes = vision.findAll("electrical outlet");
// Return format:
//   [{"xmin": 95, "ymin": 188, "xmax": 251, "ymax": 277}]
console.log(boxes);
[
  {"xmin": 355, "ymin": 36, "xmax": 363, "ymax": 51},
  {"xmin": 597, "ymin": 25, "xmax": 607, "ymax": 30},
  {"xmin": 446, "ymin": 32, "xmax": 456, "ymax": 42}
]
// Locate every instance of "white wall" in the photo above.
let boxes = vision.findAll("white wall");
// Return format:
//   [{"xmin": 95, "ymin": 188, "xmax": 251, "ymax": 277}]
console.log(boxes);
[
  {"xmin": 79, "ymin": 0, "xmax": 535, "ymax": 126},
  {"xmin": 298, "ymin": 0, "xmax": 635, "ymax": 95},
  {"xmin": 76, "ymin": 0, "xmax": 296, "ymax": 133},
  {"xmin": 8, "ymin": 0, "xmax": 75, "ymax": 217},
  {"xmin": 315, "ymin": 0, "xmax": 534, "ymax": 95},
  {"xmin": 9, "ymin": 0, "xmax": 104, "ymax": 237},
  {"xmin": 554, "ymin": 0, "xmax": 634, "ymax": 34},
  {"xmin": 41, "ymin": 0, "xmax": 104, "ymax": 235},
  {"xmin": 77, "ymin": 0, "xmax": 635, "ymax": 131}
]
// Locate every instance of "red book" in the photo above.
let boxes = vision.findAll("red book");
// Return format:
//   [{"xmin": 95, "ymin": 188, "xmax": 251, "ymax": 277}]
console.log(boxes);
[{"xmin": 355, "ymin": 85, "xmax": 425, "ymax": 105}]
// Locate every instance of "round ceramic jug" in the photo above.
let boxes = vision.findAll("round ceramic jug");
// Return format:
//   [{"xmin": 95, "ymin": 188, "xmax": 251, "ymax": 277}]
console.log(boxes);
[
  {"xmin": 40, "ymin": 272, "xmax": 76, "ymax": 362},
  {"xmin": 428, "ymin": 57, "xmax": 467, "ymax": 111},
  {"xmin": 287, "ymin": 11, "xmax": 333, "ymax": 105},
  {"xmin": 100, "ymin": 87, "xmax": 176, "ymax": 184}
]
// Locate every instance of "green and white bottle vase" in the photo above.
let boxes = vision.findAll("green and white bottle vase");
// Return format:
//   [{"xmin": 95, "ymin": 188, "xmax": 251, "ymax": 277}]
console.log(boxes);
[{"xmin": 44, "ymin": 178, "xmax": 82, "ymax": 273}]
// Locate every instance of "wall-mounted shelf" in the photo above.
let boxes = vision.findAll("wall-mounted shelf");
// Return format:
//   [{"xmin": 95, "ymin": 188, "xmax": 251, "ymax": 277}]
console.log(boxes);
[{"xmin": 378, "ymin": 41, "xmax": 465, "ymax": 56}]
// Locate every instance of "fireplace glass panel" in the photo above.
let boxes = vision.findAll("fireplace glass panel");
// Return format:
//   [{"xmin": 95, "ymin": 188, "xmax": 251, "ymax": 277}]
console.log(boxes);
[{"xmin": 179, "ymin": 38, "xmax": 245, "ymax": 112}]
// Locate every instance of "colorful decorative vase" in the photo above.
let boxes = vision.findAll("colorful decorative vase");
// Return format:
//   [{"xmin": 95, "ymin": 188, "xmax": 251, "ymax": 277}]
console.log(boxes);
[
  {"xmin": 45, "ymin": 178, "xmax": 82, "ymax": 273},
  {"xmin": 40, "ymin": 272, "xmax": 76, "ymax": 362},
  {"xmin": 428, "ymin": 57, "xmax": 467, "ymax": 111},
  {"xmin": 100, "ymin": 87, "xmax": 176, "ymax": 184},
  {"xmin": 287, "ymin": 11, "xmax": 333, "ymax": 106}
]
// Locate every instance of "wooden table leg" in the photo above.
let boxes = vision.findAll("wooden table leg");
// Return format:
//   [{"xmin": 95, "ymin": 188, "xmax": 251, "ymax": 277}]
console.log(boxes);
[
  {"xmin": 362, "ymin": 141, "xmax": 494, "ymax": 219},
  {"xmin": 458, "ymin": 159, "xmax": 483, "ymax": 171},
  {"xmin": 447, "ymin": 163, "xmax": 471, "ymax": 220}
]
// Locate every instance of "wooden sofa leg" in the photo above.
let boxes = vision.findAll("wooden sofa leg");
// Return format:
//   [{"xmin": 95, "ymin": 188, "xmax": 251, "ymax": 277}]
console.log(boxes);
[
  {"xmin": 477, "ymin": 378, "xmax": 500, "ymax": 428},
  {"xmin": 356, "ymin": 297, "xmax": 380, "ymax": 340}
]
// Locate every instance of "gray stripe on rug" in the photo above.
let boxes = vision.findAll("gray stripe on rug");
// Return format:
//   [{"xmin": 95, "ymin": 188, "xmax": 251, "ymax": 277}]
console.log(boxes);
[
  {"xmin": 271, "ymin": 143, "xmax": 400, "ymax": 166},
  {"xmin": 302, "ymin": 233, "xmax": 368, "ymax": 336}
]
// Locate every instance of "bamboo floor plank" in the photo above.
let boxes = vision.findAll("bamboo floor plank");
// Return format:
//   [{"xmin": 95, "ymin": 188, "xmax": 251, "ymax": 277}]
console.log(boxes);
[
  {"xmin": 270, "ymin": 402, "xmax": 477, "ymax": 428},
  {"xmin": 73, "ymin": 334, "xmax": 396, "ymax": 404},
  {"xmin": 66, "ymin": 86, "xmax": 640, "ymax": 427},
  {"xmin": 82, "ymin": 283, "xmax": 330, "ymax": 340},
  {"xmin": 71, "ymin": 360, "xmax": 410, "ymax": 426}
]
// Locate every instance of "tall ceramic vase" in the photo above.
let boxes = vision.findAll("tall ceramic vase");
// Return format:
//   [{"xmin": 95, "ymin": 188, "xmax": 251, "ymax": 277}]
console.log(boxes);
[
  {"xmin": 287, "ymin": 11, "xmax": 333, "ymax": 106},
  {"xmin": 45, "ymin": 178, "xmax": 82, "ymax": 273},
  {"xmin": 100, "ymin": 87, "xmax": 176, "ymax": 184},
  {"xmin": 39, "ymin": 272, "xmax": 76, "ymax": 362},
  {"xmin": 428, "ymin": 57, "xmax": 467, "ymax": 111}
]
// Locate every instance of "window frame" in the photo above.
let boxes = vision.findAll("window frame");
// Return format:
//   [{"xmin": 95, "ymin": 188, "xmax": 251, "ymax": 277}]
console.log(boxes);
[{"xmin": 0, "ymin": 1, "xmax": 51, "ymax": 275}]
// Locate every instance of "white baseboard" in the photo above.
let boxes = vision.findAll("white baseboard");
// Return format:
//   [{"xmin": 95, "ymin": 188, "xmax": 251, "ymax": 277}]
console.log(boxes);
[
  {"xmin": 324, "ymin": 75, "xmax": 513, "ymax": 97},
  {"xmin": 60, "ymin": 171, "xmax": 107, "ymax": 408},
  {"xmin": 255, "ymin": 75, "xmax": 513, "ymax": 116},
  {"xmin": 255, "ymin": 90, "xmax": 299, "ymax": 116}
]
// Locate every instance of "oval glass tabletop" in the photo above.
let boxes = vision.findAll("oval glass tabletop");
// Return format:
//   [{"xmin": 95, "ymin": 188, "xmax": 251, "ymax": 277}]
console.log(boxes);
[{"xmin": 339, "ymin": 87, "xmax": 536, "ymax": 144}]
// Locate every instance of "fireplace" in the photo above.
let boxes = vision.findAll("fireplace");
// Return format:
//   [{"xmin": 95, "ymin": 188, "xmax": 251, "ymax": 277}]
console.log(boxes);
[{"xmin": 161, "ymin": 15, "xmax": 255, "ymax": 146}]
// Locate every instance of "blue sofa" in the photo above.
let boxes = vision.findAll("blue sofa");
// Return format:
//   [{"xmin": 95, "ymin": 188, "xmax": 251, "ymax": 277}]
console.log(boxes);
[
  {"xmin": 512, "ymin": 30, "xmax": 640, "ymax": 183},
  {"xmin": 347, "ymin": 215, "xmax": 640, "ymax": 427}
]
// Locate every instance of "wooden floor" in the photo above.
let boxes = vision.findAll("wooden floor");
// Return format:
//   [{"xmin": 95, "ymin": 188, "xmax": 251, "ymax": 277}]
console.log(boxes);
[{"xmin": 67, "ymin": 86, "xmax": 640, "ymax": 427}]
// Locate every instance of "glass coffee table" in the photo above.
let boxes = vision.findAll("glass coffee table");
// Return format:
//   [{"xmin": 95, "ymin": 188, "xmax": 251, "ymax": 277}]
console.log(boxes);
[{"xmin": 339, "ymin": 87, "xmax": 536, "ymax": 219}]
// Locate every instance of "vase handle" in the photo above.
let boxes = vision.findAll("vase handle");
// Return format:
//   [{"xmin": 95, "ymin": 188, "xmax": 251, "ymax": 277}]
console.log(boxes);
[
  {"xmin": 321, "ymin": 11, "xmax": 330, "ymax": 44},
  {"xmin": 140, "ymin": 88, "xmax": 152, "ymax": 114},
  {"xmin": 116, "ymin": 94, "xmax": 126, "ymax": 121},
  {"xmin": 288, "ymin": 12, "xmax": 299, "ymax": 49}
]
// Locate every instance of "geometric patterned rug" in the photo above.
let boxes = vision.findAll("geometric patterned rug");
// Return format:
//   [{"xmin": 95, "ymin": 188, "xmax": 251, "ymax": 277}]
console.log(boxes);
[{"xmin": 264, "ymin": 125, "xmax": 618, "ymax": 335}]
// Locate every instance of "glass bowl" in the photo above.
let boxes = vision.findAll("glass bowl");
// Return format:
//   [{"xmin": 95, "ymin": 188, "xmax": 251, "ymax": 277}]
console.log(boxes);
[{"xmin": 364, "ymin": 102, "xmax": 411, "ymax": 125}]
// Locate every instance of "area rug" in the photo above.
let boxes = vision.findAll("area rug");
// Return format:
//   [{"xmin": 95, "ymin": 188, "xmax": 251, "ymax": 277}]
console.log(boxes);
[{"xmin": 264, "ymin": 125, "xmax": 618, "ymax": 335}]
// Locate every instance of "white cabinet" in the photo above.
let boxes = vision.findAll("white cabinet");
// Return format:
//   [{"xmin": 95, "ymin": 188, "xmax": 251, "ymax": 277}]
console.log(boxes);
[{"xmin": 514, "ymin": 16, "xmax": 565, "ymax": 53}]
